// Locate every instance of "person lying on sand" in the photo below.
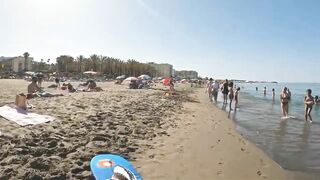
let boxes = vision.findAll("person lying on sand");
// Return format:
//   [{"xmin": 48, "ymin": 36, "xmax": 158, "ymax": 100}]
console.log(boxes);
[
  {"xmin": 67, "ymin": 83, "xmax": 76, "ymax": 92},
  {"xmin": 27, "ymin": 77, "xmax": 63, "ymax": 99}
]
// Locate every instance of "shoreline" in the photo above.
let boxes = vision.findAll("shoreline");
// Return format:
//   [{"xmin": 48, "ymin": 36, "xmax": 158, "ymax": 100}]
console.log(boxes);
[
  {"xmin": 134, "ymin": 88, "xmax": 316, "ymax": 179},
  {"xmin": 0, "ymin": 79, "xmax": 317, "ymax": 179}
]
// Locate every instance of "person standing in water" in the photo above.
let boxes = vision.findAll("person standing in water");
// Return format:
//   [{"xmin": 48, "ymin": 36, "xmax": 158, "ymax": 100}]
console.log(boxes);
[
  {"xmin": 287, "ymin": 89, "xmax": 292, "ymax": 100},
  {"xmin": 280, "ymin": 87, "xmax": 290, "ymax": 118},
  {"xmin": 263, "ymin": 87, "xmax": 267, "ymax": 96},
  {"xmin": 234, "ymin": 87, "xmax": 240, "ymax": 108},
  {"xmin": 256, "ymin": 87, "xmax": 258, "ymax": 91},
  {"xmin": 272, "ymin": 88, "xmax": 275, "ymax": 100},
  {"xmin": 228, "ymin": 82, "xmax": 234, "ymax": 110},
  {"xmin": 221, "ymin": 79, "xmax": 229, "ymax": 104},
  {"xmin": 304, "ymin": 89, "xmax": 314, "ymax": 122}
]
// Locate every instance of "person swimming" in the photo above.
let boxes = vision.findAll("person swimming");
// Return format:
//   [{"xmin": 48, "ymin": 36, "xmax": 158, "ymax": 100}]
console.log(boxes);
[
  {"xmin": 304, "ymin": 89, "xmax": 314, "ymax": 122},
  {"xmin": 280, "ymin": 87, "xmax": 290, "ymax": 118}
]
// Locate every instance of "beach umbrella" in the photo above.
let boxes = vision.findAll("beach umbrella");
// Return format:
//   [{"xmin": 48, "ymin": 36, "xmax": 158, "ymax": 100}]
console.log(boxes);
[
  {"xmin": 162, "ymin": 77, "xmax": 171, "ymax": 86},
  {"xmin": 124, "ymin": 77, "xmax": 138, "ymax": 81},
  {"xmin": 24, "ymin": 71, "xmax": 35, "ymax": 75},
  {"xmin": 83, "ymin": 71, "xmax": 98, "ymax": 75},
  {"xmin": 122, "ymin": 77, "xmax": 138, "ymax": 84},
  {"xmin": 138, "ymin": 74, "xmax": 151, "ymax": 80},
  {"xmin": 116, "ymin": 75, "xmax": 126, "ymax": 80}
]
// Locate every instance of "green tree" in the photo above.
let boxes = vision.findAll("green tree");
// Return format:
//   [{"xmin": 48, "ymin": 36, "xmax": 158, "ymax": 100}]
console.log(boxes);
[{"xmin": 23, "ymin": 52, "xmax": 30, "ymax": 71}]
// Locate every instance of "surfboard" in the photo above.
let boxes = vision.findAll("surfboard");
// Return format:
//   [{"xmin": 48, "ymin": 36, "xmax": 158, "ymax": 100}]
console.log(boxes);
[{"xmin": 90, "ymin": 154, "xmax": 142, "ymax": 180}]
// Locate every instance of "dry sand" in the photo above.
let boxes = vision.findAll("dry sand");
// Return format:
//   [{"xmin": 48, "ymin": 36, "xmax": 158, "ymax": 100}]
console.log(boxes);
[
  {"xmin": 0, "ymin": 79, "xmax": 314, "ymax": 179},
  {"xmin": 0, "ymin": 79, "xmax": 187, "ymax": 179}
]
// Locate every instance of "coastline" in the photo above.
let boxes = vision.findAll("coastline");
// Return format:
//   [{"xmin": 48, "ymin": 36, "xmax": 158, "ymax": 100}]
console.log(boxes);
[
  {"xmin": 0, "ymin": 79, "xmax": 316, "ymax": 179},
  {"xmin": 134, "ymin": 88, "xmax": 316, "ymax": 179}
]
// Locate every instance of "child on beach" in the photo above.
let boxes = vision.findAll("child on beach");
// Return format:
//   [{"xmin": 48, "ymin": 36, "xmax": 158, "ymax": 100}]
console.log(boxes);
[
  {"xmin": 234, "ymin": 87, "xmax": 240, "ymax": 108},
  {"xmin": 304, "ymin": 89, "xmax": 314, "ymax": 122},
  {"xmin": 280, "ymin": 87, "xmax": 290, "ymax": 118}
]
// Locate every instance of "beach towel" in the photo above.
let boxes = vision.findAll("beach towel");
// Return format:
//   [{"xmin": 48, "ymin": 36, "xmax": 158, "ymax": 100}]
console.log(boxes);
[{"xmin": 0, "ymin": 105, "xmax": 55, "ymax": 126}]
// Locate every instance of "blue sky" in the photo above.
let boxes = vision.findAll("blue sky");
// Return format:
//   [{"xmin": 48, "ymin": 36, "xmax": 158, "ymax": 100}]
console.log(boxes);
[{"xmin": 1, "ymin": 0, "xmax": 320, "ymax": 82}]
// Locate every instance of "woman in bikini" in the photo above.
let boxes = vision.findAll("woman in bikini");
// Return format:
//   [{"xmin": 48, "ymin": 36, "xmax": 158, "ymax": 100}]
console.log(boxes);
[
  {"xmin": 280, "ymin": 87, "xmax": 290, "ymax": 118},
  {"xmin": 304, "ymin": 89, "xmax": 314, "ymax": 122}
]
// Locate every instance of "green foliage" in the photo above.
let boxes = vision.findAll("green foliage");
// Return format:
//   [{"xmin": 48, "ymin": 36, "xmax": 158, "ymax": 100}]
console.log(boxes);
[{"xmin": 51, "ymin": 55, "xmax": 156, "ymax": 78}]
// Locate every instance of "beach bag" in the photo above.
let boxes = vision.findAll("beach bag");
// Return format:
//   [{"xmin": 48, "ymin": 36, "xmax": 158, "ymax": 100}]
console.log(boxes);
[{"xmin": 15, "ymin": 94, "xmax": 27, "ymax": 110}]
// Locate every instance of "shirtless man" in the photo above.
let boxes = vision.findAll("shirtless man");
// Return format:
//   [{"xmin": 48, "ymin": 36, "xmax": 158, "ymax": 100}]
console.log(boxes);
[
  {"xmin": 304, "ymin": 89, "xmax": 314, "ymax": 122},
  {"xmin": 221, "ymin": 79, "xmax": 229, "ymax": 104},
  {"xmin": 280, "ymin": 87, "xmax": 290, "ymax": 118},
  {"xmin": 27, "ymin": 77, "xmax": 41, "ymax": 98}
]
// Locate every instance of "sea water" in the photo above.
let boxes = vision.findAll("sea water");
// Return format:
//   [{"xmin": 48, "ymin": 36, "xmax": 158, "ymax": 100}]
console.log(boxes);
[{"xmin": 217, "ymin": 83, "xmax": 320, "ymax": 175}]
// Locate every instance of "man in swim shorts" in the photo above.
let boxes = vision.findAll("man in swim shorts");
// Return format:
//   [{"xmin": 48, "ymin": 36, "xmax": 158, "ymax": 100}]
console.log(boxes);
[{"xmin": 221, "ymin": 79, "xmax": 229, "ymax": 104}]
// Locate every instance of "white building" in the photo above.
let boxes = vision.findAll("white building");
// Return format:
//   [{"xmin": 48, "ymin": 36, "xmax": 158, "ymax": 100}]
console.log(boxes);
[
  {"xmin": 148, "ymin": 62, "xmax": 173, "ymax": 77},
  {"xmin": 0, "ymin": 56, "xmax": 33, "ymax": 72}
]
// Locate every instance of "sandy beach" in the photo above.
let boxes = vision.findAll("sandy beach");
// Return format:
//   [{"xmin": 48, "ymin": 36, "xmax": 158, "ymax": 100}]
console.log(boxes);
[{"xmin": 0, "ymin": 79, "xmax": 315, "ymax": 179}]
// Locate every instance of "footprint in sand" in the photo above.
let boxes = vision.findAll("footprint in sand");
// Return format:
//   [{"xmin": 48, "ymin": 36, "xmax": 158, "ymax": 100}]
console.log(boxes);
[{"xmin": 217, "ymin": 170, "xmax": 222, "ymax": 176}]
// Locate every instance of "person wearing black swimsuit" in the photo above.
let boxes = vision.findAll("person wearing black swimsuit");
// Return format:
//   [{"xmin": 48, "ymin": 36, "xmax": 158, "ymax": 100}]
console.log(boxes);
[{"xmin": 280, "ymin": 87, "xmax": 289, "ymax": 118}]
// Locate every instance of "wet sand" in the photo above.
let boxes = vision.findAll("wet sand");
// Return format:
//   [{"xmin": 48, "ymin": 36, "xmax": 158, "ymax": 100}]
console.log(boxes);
[
  {"xmin": 134, "ymin": 88, "xmax": 315, "ymax": 179},
  {"xmin": 0, "ymin": 79, "xmax": 314, "ymax": 179}
]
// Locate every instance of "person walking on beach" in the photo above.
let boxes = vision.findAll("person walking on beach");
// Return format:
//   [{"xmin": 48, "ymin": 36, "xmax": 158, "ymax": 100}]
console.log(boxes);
[
  {"xmin": 205, "ymin": 78, "xmax": 214, "ymax": 101},
  {"xmin": 212, "ymin": 80, "xmax": 220, "ymax": 103},
  {"xmin": 221, "ymin": 79, "xmax": 229, "ymax": 104},
  {"xmin": 234, "ymin": 87, "xmax": 240, "ymax": 108},
  {"xmin": 280, "ymin": 87, "xmax": 290, "ymax": 118},
  {"xmin": 304, "ymin": 89, "xmax": 314, "ymax": 122},
  {"xmin": 228, "ymin": 82, "xmax": 234, "ymax": 110}
]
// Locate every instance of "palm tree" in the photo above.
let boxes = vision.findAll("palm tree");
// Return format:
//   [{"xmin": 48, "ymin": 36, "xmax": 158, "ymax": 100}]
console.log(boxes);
[
  {"xmin": 89, "ymin": 54, "xmax": 99, "ymax": 71},
  {"xmin": 23, "ymin": 52, "xmax": 30, "ymax": 71},
  {"xmin": 77, "ymin": 55, "xmax": 84, "ymax": 78}
]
